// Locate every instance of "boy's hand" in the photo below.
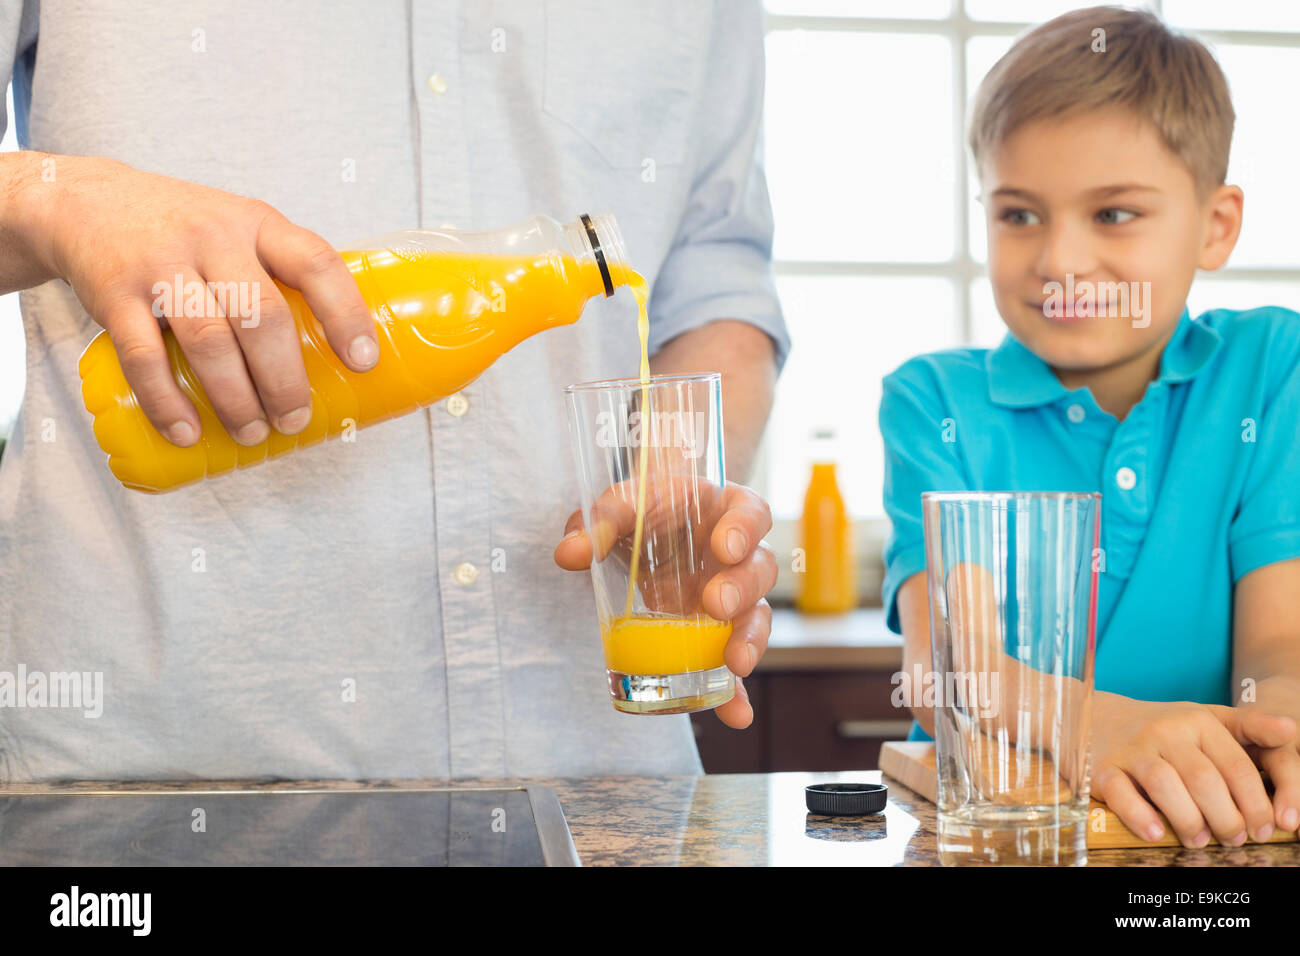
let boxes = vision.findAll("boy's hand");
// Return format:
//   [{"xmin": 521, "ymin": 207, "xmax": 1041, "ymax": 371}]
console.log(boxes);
[
  {"xmin": 553, "ymin": 481, "xmax": 777, "ymax": 730},
  {"xmin": 1092, "ymin": 694, "xmax": 1299, "ymax": 846}
]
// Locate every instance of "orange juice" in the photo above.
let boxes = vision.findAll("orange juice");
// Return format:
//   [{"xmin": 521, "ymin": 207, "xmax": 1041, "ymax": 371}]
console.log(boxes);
[
  {"xmin": 79, "ymin": 243, "xmax": 622, "ymax": 493},
  {"xmin": 796, "ymin": 460, "xmax": 857, "ymax": 613},
  {"xmin": 601, "ymin": 615, "xmax": 732, "ymax": 675},
  {"xmin": 624, "ymin": 276, "xmax": 651, "ymax": 615}
]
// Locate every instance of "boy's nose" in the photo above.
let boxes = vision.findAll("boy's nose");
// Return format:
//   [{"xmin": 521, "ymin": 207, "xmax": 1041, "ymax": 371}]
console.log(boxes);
[{"xmin": 1034, "ymin": 220, "xmax": 1098, "ymax": 284}]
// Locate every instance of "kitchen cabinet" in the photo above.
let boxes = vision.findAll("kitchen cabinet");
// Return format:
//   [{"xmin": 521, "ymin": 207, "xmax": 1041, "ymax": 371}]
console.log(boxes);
[{"xmin": 690, "ymin": 608, "xmax": 911, "ymax": 772}]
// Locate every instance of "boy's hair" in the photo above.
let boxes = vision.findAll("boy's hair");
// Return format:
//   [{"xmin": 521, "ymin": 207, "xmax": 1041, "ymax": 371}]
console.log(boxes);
[{"xmin": 969, "ymin": 5, "xmax": 1234, "ymax": 196}]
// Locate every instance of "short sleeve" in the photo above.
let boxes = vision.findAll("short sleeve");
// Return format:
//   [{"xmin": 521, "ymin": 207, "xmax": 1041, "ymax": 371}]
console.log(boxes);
[
  {"xmin": 647, "ymin": 0, "xmax": 789, "ymax": 372},
  {"xmin": 879, "ymin": 360, "xmax": 972, "ymax": 633},
  {"xmin": 1229, "ymin": 309, "xmax": 1300, "ymax": 580}
]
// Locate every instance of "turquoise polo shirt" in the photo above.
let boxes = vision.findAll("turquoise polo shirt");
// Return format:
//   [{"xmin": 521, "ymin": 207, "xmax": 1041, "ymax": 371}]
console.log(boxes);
[{"xmin": 879, "ymin": 305, "xmax": 1300, "ymax": 743}]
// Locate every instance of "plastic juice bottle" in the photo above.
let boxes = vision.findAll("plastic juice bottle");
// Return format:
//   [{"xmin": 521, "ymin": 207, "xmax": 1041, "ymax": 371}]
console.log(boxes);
[
  {"xmin": 796, "ymin": 429, "xmax": 857, "ymax": 614},
  {"xmin": 78, "ymin": 213, "xmax": 635, "ymax": 493}
]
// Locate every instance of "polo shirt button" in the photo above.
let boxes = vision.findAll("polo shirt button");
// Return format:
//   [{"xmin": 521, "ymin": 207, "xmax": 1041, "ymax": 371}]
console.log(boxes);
[
  {"xmin": 1066, "ymin": 403, "xmax": 1085, "ymax": 423},
  {"xmin": 427, "ymin": 73, "xmax": 448, "ymax": 95},
  {"xmin": 446, "ymin": 393, "xmax": 469, "ymax": 417},
  {"xmin": 1115, "ymin": 466, "xmax": 1137, "ymax": 490},
  {"xmin": 453, "ymin": 562, "xmax": 478, "ymax": 586}
]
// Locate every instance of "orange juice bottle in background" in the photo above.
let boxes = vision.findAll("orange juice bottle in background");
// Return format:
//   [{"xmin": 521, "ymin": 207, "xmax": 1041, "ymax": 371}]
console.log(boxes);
[
  {"xmin": 796, "ymin": 429, "xmax": 857, "ymax": 614},
  {"xmin": 78, "ymin": 213, "xmax": 634, "ymax": 494}
]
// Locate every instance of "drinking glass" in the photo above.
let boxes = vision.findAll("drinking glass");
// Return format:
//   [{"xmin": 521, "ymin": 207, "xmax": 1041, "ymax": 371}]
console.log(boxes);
[
  {"xmin": 564, "ymin": 372, "xmax": 735, "ymax": 714},
  {"xmin": 922, "ymin": 491, "xmax": 1100, "ymax": 865}
]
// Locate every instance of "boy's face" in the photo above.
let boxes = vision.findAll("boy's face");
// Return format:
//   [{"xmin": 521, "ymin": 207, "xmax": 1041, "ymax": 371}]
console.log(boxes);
[{"xmin": 979, "ymin": 108, "xmax": 1236, "ymax": 375}]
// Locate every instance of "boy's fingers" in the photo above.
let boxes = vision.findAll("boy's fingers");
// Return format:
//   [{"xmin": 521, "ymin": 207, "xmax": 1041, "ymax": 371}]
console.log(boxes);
[
  {"xmin": 1128, "ymin": 752, "xmax": 1210, "ymax": 847},
  {"xmin": 1257, "ymin": 745, "xmax": 1300, "ymax": 832},
  {"xmin": 1168, "ymin": 743, "xmax": 1250, "ymax": 845},
  {"xmin": 1200, "ymin": 722, "xmax": 1276, "ymax": 842},
  {"xmin": 1094, "ymin": 764, "xmax": 1167, "ymax": 842}
]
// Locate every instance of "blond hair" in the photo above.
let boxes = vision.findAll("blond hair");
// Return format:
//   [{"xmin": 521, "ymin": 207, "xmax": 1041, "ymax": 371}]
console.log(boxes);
[{"xmin": 969, "ymin": 5, "xmax": 1234, "ymax": 196}]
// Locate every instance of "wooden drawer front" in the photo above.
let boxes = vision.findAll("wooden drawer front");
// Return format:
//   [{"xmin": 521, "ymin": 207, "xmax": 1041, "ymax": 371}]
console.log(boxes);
[{"xmin": 768, "ymin": 672, "xmax": 913, "ymax": 771}]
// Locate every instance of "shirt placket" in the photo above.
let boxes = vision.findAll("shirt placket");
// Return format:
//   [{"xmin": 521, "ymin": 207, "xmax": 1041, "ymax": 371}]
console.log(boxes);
[{"xmin": 412, "ymin": 1, "xmax": 506, "ymax": 778}]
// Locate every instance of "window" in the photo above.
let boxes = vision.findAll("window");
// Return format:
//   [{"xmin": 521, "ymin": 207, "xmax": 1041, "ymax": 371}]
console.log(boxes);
[{"xmin": 758, "ymin": 0, "xmax": 1300, "ymax": 553}]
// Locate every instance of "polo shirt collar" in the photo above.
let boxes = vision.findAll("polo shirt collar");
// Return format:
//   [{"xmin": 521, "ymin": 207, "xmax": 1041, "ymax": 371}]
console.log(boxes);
[{"xmin": 985, "ymin": 305, "xmax": 1221, "ymax": 408}]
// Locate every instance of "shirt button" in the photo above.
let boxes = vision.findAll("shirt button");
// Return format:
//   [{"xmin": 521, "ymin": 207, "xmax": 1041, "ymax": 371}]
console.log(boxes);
[
  {"xmin": 427, "ymin": 74, "xmax": 448, "ymax": 95},
  {"xmin": 1066, "ymin": 403, "xmax": 1085, "ymax": 423},
  {"xmin": 446, "ymin": 393, "xmax": 469, "ymax": 417},
  {"xmin": 453, "ymin": 562, "xmax": 478, "ymax": 586},
  {"xmin": 1115, "ymin": 466, "xmax": 1137, "ymax": 490}
]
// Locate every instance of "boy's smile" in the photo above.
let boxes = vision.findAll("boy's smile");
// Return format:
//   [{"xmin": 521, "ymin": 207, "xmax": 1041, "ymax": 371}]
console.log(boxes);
[{"xmin": 978, "ymin": 107, "xmax": 1242, "ymax": 418}]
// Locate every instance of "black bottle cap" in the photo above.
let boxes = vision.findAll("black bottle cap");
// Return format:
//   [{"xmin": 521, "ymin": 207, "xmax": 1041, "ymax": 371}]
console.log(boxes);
[{"xmin": 805, "ymin": 782, "xmax": 888, "ymax": 816}]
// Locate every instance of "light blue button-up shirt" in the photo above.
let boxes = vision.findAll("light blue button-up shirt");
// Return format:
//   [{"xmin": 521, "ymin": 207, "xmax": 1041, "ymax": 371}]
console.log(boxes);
[
  {"xmin": 0, "ymin": 1, "xmax": 788, "ymax": 782},
  {"xmin": 880, "ymin": 306, "xmax": 1300, "ymax": 742}
]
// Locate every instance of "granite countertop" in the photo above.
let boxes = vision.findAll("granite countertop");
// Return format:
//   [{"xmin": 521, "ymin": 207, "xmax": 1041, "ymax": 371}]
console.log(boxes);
[{"xmin": 10, "ymin": 770, "xmax": 1299, "ymax": 866}]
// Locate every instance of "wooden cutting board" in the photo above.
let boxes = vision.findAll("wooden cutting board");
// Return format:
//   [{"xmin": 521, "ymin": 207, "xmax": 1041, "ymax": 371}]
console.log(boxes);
[{"xmin": 879, "ymin": 740, "xmax": 1298, "ymax": 849}]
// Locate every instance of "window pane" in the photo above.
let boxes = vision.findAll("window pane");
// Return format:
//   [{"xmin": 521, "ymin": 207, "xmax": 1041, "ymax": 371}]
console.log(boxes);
[
  {"xmin": 965, "ymin": 35, "xmax": 1015, "ymax": 264},
  {"xmin": 765, "ymin": 31, "xmax": 955, "ymax": 262},
  {"xmin": 1164, "ymin": 0, "xmax": 1300, "ymax": 33},
  {"xmin": 968, "ymin": 276, "xmax": 1006, "ymax": 348},
  {"xmin": 767, "ymin": 275, "xmax": 958, "ymax": 519},
  {"xmin": 1186, "ymin": 278, "xmax": 1300, "ymax": 317},
  {"xmin": 1212, "ymin": 45, "xmax": 1300, "ymax": 268},
  {"xmin": 964, "ymin": 0, "xmax": 1154, "ymax": 22},
  {"xmin": 765, "ymin": 0, "xmax": 952, "ymax": 17}
]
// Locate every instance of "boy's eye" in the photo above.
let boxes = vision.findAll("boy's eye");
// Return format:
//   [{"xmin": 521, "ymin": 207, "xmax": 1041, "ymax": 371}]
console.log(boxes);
[
  {"xmin": 1096, "ymin": 208, "xmax": 1138, "ymax": 225},
  {"xmin": 998, "ymin": 208, "xmax": 1041, "ymax": 226}
]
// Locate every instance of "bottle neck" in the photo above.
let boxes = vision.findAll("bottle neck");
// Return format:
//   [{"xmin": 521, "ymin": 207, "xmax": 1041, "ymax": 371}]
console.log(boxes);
[{"xmin": 565, "ymin": 213, "xmax": 634, "ymax": 301}]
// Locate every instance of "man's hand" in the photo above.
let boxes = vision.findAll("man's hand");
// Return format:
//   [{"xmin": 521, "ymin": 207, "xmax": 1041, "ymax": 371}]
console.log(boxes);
[
  {"xmin": 554, "ymin": 480, "xmax": 777, "ymax": 729},
  {"xmin": 1092, "ymin": 694, "xmax": 1299, "ymax": 846},
  {"xmin": 7, "ymin": 153, "xmax": 380, "ymax": 447}
]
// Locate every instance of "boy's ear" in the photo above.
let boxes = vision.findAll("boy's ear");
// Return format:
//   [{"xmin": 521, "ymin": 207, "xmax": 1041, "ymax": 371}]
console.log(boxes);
[{"xmin": 1198, "ymin": 184, "xmax": 1244, "ymax": 271}]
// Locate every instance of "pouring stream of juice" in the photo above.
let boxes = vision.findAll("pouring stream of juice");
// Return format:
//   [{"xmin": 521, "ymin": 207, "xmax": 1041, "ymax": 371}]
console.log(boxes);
[{"xmin": 625, "ymin": 279, "xmax": 651, "ymax": 617}]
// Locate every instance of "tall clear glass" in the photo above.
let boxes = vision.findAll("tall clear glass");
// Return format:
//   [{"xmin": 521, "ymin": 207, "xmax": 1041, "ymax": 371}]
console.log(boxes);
[
  {"xmin": 922, "ymin": 491, "xmax": 1100, "ymax": 865},
  {"xmin": 565, "ymin": 372, "xmax": 735, "ymax": 715}
]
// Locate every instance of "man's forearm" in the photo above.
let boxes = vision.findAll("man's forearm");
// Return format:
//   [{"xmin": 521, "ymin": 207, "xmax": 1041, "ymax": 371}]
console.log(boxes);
[{"xmin": 649, "ymin": 319, "xmax": 777, "ymax": 483}]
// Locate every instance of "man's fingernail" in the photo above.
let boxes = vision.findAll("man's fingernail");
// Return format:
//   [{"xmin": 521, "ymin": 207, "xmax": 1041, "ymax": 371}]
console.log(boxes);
[
  {"xmin": 1254, "ymin": 824, "xmax": 1274, "ymax": 843},
  {"xmin": 726, "ymin": 528, "xmax": 747, "ymax": 561},
  {"xmin": 1145, "ymin": 823, "xmax": 1164, "ymax": 842},
  {"xmin": 166, "ymin": 421, "xmax": 196, "ymax": 446},
  {"xmin": 562, "ymin": 529, "xmax": 582, "ymax": 540},
  {"xmin": 1229, "ymin": 829, "xmax": 1248, "ymax": 847},
  {"xmin": 1283, "ymin": 807, "xmax": 1298, "ymax": 830},
  {"xmin": 235, "ymin": 419, "xmax": 270, "ymax": 446},
  {"xmin": 277, "ymin": 405, "xmax": 312, "ymax": 434},
  {"xmin": 720, "ymin": 582, "xmax": 740, "ymax": 618},
  {"xmin": 1191, "ymin": 829, "xmax": 1211, "ymax": 848},
  {"xmin": 746, "ymin": 642, "xmax": 757, "ymax": 673},
  {"xmin": 349, "ymin": 335, "xmax": 379, "ymax": 369},
  {"xmin": 736, "ymin": 678, "xmax": 749, "ymax": 701}
]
